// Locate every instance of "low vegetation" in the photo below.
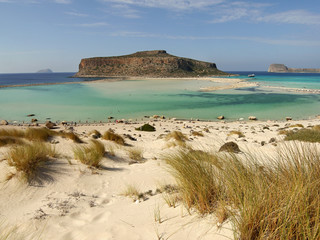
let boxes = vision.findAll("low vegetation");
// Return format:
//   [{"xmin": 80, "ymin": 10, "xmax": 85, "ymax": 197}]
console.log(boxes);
[
  {"xmin": 7, "ymin": 142, "xmax": 57, "ymax": 182},
  {"xmin": 127, "ymin": 147, "xmax": 144, "ymax": 162},
  {"xmin": 279, "ymin": 126, "xmax": 320, "ymax": 143},
  {"xmin": 191, "ymin": 131, "xmax": 204, "ymax": 137},
  {"xmin": 165, "ymin": 131, "xmax": 188, "ymax": 142},
  {"xmin": 0, "ymin": 127, "xmax": 83, "ymax": 143},
  {"xmin": 102, "ymin": 130, "xmax": 125, "ymax": 145},
  {"xmin": 135, "ymin": 123, "xmax": 156, "ymax": 132},
  {"xmin": 163, "ymin": 143, "xmax": 320, "ymax": 239},
  {"xmin": 228, "ymin": 130, "xmax": 245, "ymax": 138},
  {"xmin": 0, "ymin": 137, "xmax": 24, "ymax": 147},
  {"xmin": 73, "ymin": 140, "xmax": 105, "ymax": 168}
]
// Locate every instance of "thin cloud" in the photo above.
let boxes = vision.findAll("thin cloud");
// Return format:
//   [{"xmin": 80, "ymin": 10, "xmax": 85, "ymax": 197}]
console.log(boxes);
[
  {"xmin": 65, "ymin": 11, "xmax": 88, "ymax": 17},
  {"xmin": 257, "ymin": 10, "xmax": 320, "ymax": 25},
  {"xmin": 107, "ymin": 4, "xmax": 141, "ymax": 18},
  {"xmin": 54, "ymin": 0, "xmax": 71, "ymax": 4},
  {"xmin": 77, "ymin": 22, "xmax": 109, "ymax": 27},
  {"xmin": 109, "ymin": 31, "xmax": 320, "ymax": 47},
  {"xmin": 101, "ymin": 0, "xmax": 225, "ymax": 11}
]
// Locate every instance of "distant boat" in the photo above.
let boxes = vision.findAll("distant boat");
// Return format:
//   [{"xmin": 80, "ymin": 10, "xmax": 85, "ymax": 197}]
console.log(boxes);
[{"xmin": 248, "ymin": 74, "xmax": 255, "ymax": 77}]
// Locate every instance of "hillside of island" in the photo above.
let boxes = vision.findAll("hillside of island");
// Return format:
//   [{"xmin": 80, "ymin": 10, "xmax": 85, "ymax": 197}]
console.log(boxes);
[
  {"xmin": 268, "ymin": 64, "xmax": 320, "ymax": 73},
  {"xmin": 74, "ymin": 50, "xmax": 229, "ymax": 78}
]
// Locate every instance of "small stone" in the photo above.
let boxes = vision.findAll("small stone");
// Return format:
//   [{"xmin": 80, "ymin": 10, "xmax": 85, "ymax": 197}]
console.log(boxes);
[
  {"xmin": 269, "ymin": 138, "xmax": 276, "ymax": 143},
  {"xmin": 217, "ymin": 115, "xmax": 224, "ymax": 120},
  {"xmin": 248, "ymin": 116, "xmax": 257, "ymax": 121},
  {"xmin": 286, "ymin": 117, "xmax": 292, "ymax": 121},
  {"xmin": 31, "ymin": 118, "xmax": 38, "ymax": 123},
  {"xmin": 261, "ymin": 141, "xmax": 266, "ymax": 146}
]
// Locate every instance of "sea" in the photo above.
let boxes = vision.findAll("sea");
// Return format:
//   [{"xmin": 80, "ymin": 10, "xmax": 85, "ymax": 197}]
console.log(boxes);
[{"xmin": 0, "ymin": 72, "xmax": 319, "ymax": 123}]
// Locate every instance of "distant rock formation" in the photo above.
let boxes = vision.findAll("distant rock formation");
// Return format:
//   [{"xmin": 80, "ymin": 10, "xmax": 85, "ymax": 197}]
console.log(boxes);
[
  {"xmin": 37, "ymin": 69, "xmax": 53, "ymax": 73},
  {"xmin": 74, "ymin": 50, "xmax": 229, "ymax": 77},
  {"xmin": 268, "ymin": 64, "xmax": 320, "ymax": 73}
]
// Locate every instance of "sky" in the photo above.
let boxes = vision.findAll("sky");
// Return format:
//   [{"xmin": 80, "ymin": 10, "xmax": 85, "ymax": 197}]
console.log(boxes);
[{"xmin": 0, "ymin": 0, "xmax": 320, "ymax": 73}]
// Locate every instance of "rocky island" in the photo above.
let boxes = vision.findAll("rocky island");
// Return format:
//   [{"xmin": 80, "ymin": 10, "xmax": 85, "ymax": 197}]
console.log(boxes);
[
  {"xmin": 74, "ymin": 50, "xmax": 229, "ymax": 78},
  {"xmin": 268, "ymin": 64, "xmax": 320, "ymax": 73},
  {"xmin": 37, "ymin": 68, "xmax": 53, "ymax": 73}
]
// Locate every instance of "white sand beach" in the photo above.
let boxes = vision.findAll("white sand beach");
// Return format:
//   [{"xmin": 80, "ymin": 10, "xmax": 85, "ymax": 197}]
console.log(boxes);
[{"xmin": 0, "ymin": 117, "xmax": 320, "ymax": 239}]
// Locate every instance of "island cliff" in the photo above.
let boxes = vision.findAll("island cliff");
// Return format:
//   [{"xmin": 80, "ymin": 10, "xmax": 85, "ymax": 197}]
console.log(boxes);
[
  {"xmin": 268, "ymin": 64, "xmax": 320, "ymax": 73},
  {"xmin": 74, "ymin": 50, "xmax": 229, "ymax": 77}
]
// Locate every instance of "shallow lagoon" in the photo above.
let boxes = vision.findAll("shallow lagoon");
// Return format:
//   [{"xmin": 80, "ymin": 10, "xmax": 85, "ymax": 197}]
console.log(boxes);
[{"xmin": 0, "ymin": 76, "xmax": 319, "ymax": 123}]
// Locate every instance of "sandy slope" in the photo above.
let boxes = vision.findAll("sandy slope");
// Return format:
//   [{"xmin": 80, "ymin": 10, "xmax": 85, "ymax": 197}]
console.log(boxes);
[{"xmin": 0, "ymin": 118, "xmax": 319, "ymax": 239}]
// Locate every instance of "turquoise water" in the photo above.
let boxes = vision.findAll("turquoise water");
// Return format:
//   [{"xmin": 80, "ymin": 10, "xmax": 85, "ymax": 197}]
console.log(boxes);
[{"xmin": 0, "ymin": 73, "xmax": 319, "ymax": 122}]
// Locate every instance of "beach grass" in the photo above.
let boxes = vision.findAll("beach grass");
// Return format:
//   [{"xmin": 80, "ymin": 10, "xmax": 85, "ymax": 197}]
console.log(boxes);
[
  {"xmin": 282, "ymin": 128, "xmax": 320, "ymax": 143},
  {"xmin": 163, "ymin": 143, "xmax": 320, "ymax": 239},
  {"xmin": 228, "ymin": 130, "xmax": 245, "ymax": 138},
  {"xmin": 191, "ymin": 131, "xmax": 204, "ymax": 137},
  {"xmin": 0, "ymin": 137, "xmax": 24, "ymax": 147},
  {"xmin": 127, "ymin": 147, "xmax": 144, "ymax": 162},
  {"xmin": 102, "ymin": 130, "xmax": 125, "ymax": 145},
  {"xmin": 73, "ymin": 140, "xmax": 105, "ymax": 168},
  {"xmin": 7, "ymin": 142, "xmax": 57, "ymax": 182},
  {"xmin": 165, "ymin": 131, "xmax": 188, "ymax": 142}
]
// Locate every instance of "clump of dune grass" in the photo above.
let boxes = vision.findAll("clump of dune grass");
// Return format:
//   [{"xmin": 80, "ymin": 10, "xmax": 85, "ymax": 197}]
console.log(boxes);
[
  {"xmin": 88, "ymin": 129, "xmax": 102, "ymax": 138},
  {"xmin": 102, "ymin": 130, "xmax": 125, "ymax": 145},
  {"xmin": 289, "ymin": 123, "xmax": 304, "ymax": 128},
  {"xmin": 163, "ymin": 143, "xmax": 320, "ymax": 239},
  {"xmin": 61, "ymin": 131, "xmax": 83, "ymax": 143},
  {"xmin": 191, "ymin": 131, "xmax": 204, "ymax": 137},
  {"xmin": 228, "ymin": 130, "xmax": 245, "ymax": 138},
  {"xmin": 7, "ymin": 142, "xmax": 57, "ymax": 182},
  {"xmin": 24, "ymin": 127, "xmax": 55, "ymax": 141},
  {"xmin": 282, "ymin": 128, "xmax": 320, "ymax": 143},
  {"xmin": 165, "ymin": 131, "xmax": 188, "ymax": 142},
  {"xmin": 127, "ymin": 147, "xmax": 144, "ymax": 162},
  {"xmin": 122, "ymin": 184, "xmax": 146, "ymax": 201},
  {"xmin": 73, "ymin": 140, "xmax": 105, "ymax": 168},
  {"xmin": 0, "ymin": 129, "xmax": 24, "ymax": 138},
  {"xmin": 0, "ymin": 137, "xmax": 24, "ymax": 147},
  {"xmin": 163, "ymin": 149, "xmax": 223, "ymax": 214}
]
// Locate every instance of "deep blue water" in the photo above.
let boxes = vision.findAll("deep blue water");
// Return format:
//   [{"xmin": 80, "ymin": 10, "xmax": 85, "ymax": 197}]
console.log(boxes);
[{"xmin": 0, "ymin": 72, "xmax": 102, "ymax": 86}]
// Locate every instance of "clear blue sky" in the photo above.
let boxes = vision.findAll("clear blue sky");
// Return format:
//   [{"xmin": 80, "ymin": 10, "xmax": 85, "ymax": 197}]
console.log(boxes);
[{"xmin": 1, "ymin": 0, "xmax": 320, "ymax": 73}]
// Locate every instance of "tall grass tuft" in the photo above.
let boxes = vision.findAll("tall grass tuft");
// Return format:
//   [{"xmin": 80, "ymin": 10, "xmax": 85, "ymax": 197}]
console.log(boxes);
[
  {"xmin": 165, "ymin": 131, "xmax": 188, "ymax": 142},
  {"xmin": 61, "ymin": 131, "xmax": 83, "ymax": 143},
  {"xmin": 127, "ymin": 147, "xmax": 144, "ymax": 162},
  {"xmin": 102, "ymin": 130, "xmax": 125, "ymax": 145},
  {"xmin": 284, "ymin": 128, "xmax": 320, "ymax": 143},
  {"xmin": 0, "ymin": 137, "xmax": 24, "ymax": 147},
  {"xmin": 7, "ymin": 142, "xmax": 57, "ymax": 182},
  {"xmin": 163, "ymin": 143, "xmax": 320, "ymax": 239},
  {"xmin": 73, "ymin": 140, "xmax": 105, "ymax": 168},
  {"xmin": 163, "ymin": 149, "xmax": 223, "ymax": 214},
  {"xmin": 0, "ymin": 129, "xmax": 24, "ymax": 138}
]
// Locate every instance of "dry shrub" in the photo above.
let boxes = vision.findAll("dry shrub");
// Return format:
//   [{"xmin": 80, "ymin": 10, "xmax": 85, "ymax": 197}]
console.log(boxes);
[
  {"xmin": 289, "ymin": 123, "xmax": 304, "ymax": 128},
  {"xmin": 0, "ymin": 137, "xmax": 24, "ymax": 147},
  {"xmin": 228, "ymin": 130, "xmax": 245, "ymax": 138},
  {"xmin": 0, "ymin": 129, "xmax": 24, "ymax": 138},
  {"xmin": 163, "ymin": 143, "xmax": 320, "ymax": 239},
  {"xmin": 127, "ymin": 147, "xmax": 144, "ymax": 161},
  {"xmin": 165, "ymin": 131, "xmax": 188, "ymax": 142},
  {"xmin": 88, "ymin": 129, "xmax": 102, "ymax": 138},
  {"xmin": 102, "ymin": 130, "xmax": 125, "ymax": 145},
  {"xmin": 73, "ymin": 140, "xmax": 105, "ymax": 168},
  {"xmin": 61, "ymin": 131, "xmax": 83, "ymax": 143},
  {"xmin": 7, "ymin": 142, "xmax": 57, "ymax": 182},
  {"xmin": 25, "ymin": 128, "xmax": 55, "ymax": 141},
  {"xmin": 191, "ymin": 131, "xmax": 204, "ymax": 137}
]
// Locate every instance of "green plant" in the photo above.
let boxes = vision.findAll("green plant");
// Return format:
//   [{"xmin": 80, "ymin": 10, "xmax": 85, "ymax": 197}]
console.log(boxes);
[
  {"xmin": 73, "ymin": 140, "xmax": 105, "ymax": 168},
  {"xmin": 284, "ymin": 129, "xmax": 320, "ymax": 143},
  {"xmin": 102, "ymin": 130, "xmax": 125, "ymax": 145},
  {"xmin": 7, "ymin": 142, "xmax": 57, "ymax": 182},
  {"xmin": 135, "ymin": 123, "xmax": 156, "ymax": 132}
]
